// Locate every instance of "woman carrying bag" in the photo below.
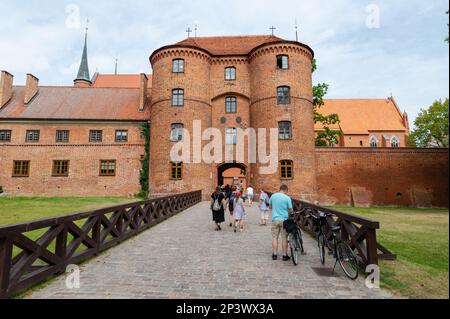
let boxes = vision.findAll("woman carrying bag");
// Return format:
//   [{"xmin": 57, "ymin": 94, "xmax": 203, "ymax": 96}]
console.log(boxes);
[{"xmin": 210, "ymin": 186, "xmax": 226, "ymax": 231}]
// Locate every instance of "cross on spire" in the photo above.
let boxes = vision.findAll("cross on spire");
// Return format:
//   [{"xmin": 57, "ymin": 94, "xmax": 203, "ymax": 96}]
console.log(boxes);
[
  {"xmin": 295, "ymin": 19, "xmax": 299, "ymax": 42},
  {"xmin": 186, "ymin": 27, "xmax": 192, "ymax": 38},
  {"xmin": 270, "ymin": 26, "xmax": 276, "ymax": 36},
  {"xmin": 194, "ymin": 24, "xmax": 198, "ymax": 37}
]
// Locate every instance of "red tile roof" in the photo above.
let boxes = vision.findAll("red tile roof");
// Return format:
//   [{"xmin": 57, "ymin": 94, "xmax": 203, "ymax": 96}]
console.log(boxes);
[
  {"xmin": 174, "ymin": 35, "xmax": 283, "ymax": 56},
  {"xmin": 92, "ymin": 74, "xmax": 152, "ymax": 89},
  {"xmin": 315, "ymin": 98, "xmax": 408, "ymax": 134},
  {"xmin": 0, "ymin": 86, "xmax": 149, "ymax": 121}
]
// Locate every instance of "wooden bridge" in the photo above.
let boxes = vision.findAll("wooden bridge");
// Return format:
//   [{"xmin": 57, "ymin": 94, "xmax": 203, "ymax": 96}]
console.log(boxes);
[{"xmin": 0, "ymin": 191, "xmax": 394, "ymax": 299}]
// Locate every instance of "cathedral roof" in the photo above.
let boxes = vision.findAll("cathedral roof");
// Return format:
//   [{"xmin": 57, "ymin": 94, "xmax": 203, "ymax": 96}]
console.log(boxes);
[
  {"xmin": 315, "ymin": 98, "xmax": 409, "ymax": 134},
  {"xmin": 0, "ymin": 86, "xmax": 149, "ymax": 121},
  {"xmin": 74, "ymin": 32, "xmax": 91, "ymax": 83}
]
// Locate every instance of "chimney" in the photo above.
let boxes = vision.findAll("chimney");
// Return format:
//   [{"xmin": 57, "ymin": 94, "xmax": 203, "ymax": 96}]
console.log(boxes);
[
  {"xmin": 24, "ymin": 74, "xmax": 39, "ymax": 104},
  {"xmin": 139, "ymin": 73, "xmax": 148, "ymax": 111},
  {"xmin": 0, "ymin": 70, "xmax": 14, "ymax": 108}
]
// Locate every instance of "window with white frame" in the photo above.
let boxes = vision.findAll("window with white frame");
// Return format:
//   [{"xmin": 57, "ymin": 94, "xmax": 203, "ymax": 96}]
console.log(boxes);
[
  {"xmin": 170, "ymin": 123, "xmax": 184, "ymax": 141},
  {"xmin": 391, "ymin": 136, "xmax": 399, "ymax": 148},
  {"xmin": 226, "ymin": 128, "xmax": 237, "ymax": 145},
  {"xmin": 370, "ymin": 136, "xmax": 378, "ymax": 148}
]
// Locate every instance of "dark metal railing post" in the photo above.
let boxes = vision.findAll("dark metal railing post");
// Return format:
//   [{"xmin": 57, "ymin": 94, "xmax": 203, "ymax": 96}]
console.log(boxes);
[
  {"xmin": 55, "ymin": 224, "xmax": 68, "ymax": 274},
  {"xmin": 365, "ymin": 228, "xmax": 378, "ymax": 266},
  {"xmin": 0, "ymin": 237, "xmax": 13, "ymax": 299}
]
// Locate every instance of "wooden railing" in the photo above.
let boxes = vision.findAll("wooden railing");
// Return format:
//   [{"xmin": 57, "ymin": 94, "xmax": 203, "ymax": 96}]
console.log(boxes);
[
  {"xmin": 0, "ymin": 190, "xmax": 202, "ymax": 299},
  {"xmin": 266, "ymin": 192, "xmax": 396, "ymax": 267}
]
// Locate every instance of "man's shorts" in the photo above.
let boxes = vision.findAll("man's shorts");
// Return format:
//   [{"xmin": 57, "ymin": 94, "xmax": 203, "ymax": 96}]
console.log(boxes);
[{"xmin": 271, "ymin": 221, "xmax": 288, "ymax": 240}]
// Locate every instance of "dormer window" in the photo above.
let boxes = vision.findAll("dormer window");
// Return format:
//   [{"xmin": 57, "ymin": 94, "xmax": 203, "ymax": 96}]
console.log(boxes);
[
  {"xmin": 277, "ymin": 55, "xmax": 289, "ymax": 69},
  {"xmin": 225, "ymin": 67, "xmax": 236, "ymax": 80},
  {"xmin": 172, "ymin": 59, "xmax": 185, "ymax": 73}
]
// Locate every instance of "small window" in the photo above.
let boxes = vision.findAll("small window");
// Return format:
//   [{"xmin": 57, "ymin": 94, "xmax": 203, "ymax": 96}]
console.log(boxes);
[
  {"xmin": 226, "ymin": 128, "xmax": 237, "ymax": 145},
  {"xmin": 56, "ymin": 130, "xmax": 69, "ymax": 143},
  {"xmin": 25, "ymin": 130, "xmax": 40, "ymax": 142},
  {"xmin": 12, "ymin": 161, "xmax": 30, "ymax": 177},
  {"xmin": 279, "ymin": 160, "xmax": 293, "ymax": 179},
  {"xmin": 115, "ymin": 130, "xmax": 128, "ymax": 142},
  {"xmin": 277, "ymin": 55, "xmax": 289, "ymax": 69},
  {"xmin": 170, "ymin": 162, "xmax": 183, "ymax": 180},
  {"xmin": 172, "ymin": 89, "xmax": 184, "ymax": 106},
  {"xmin": 99, "ymin": 160, "xmax": 116, "ymax": 176},
  {"xmin": 52, "ymin": 160, "xmax": 69, "ymax": 177},
  {"xmin": 171, "ymin": 123, "xmax": 184, "ymax": 141},
  {"xmin": 172, "ymin": 59, "xmax": 185, "ymax": 73},
  {"xmin": 277, "ymin": 86, "xmax": 290, "ymax": 104},
  {"xmin": 370, "ymin": 136, "xmax": 378, "ymax": 148},
  {"xmin": 89, "ymin": 130, "xmax": 103, "ymax": 143},
  {"xmin": 225, "ymin": 67, "xmax": 236, "ymax": 80},
  {"xmin": 360, "ymin": 141, "xmax": 363, "ymax": 147},
  {"xmin": 225, "ymin": 96, "xmax": 237, "ymax": 113},
  {"xmin": 278, "ymin": 121, "xmax": 292, "ymax": 140},
  {"xmin": 0, "ymin": 130, "xmax": 11, "ymax": 142},
  {"xmin": 391, "ymin": 136, "xmax": 400, "ymax": 148}
]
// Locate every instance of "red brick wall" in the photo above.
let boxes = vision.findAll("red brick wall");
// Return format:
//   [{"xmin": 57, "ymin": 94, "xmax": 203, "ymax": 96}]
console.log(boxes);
[
  {"xmin": 0, "ymin": 122, "xmax": 145, "ymax": 196},
  {"xmin": 316, "ymin": 148, "xmax": 449, "ymax": 207}
]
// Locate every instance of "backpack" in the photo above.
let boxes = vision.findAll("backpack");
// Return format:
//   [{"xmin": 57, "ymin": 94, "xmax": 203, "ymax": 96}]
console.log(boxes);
[
  {"xmin": 229, "ymin": 193, "xmax": 236, "ymax": 205},
  {"xmin": 283, "ymin": 219, "xmax": 297, "ymax": 234},
  {"xmin": 212, "ymin": 195, "xmax": 221, "ymax": 211}
]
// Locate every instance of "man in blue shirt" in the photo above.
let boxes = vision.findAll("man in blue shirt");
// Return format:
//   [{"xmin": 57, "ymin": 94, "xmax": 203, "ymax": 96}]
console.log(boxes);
[{"xmin": 269, "ymin": 184, "xmax": 293, "ymax": 261}]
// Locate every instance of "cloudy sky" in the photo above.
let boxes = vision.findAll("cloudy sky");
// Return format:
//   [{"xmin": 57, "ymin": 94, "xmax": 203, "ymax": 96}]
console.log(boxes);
[{"xmin": 0, "ymin": 0, "xmax": 448, "ymax": 124}]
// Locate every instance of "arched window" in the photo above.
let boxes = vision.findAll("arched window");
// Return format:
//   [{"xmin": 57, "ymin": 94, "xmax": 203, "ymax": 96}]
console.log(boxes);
[
  {"xmin": 277, "ymin": 86, "xmax": 290, "ymax": 104},
  {"xmin": 370, "ymin": 136, "xmax": 378, "ymax": 148},
  {"xmin": 391, "ymin": 136, "xmax": 400, "ymax": 148},
  {"xmin": 225, "ymin": 96, "xmax": 237, "ymax": 113},
  {"xmin": 278, "ymin": 121, "xmax": 292, "ymax": 140},
  {"xmin": 225, "ymin": 67, "xmax": 236, "ymax": 80},
  {"xmin": 279, "ymin": 160, "xmax": 293, "ymax": 179},
  {"xmin": 172, "ymin": 59, "xmax": 184, "ymax": 73},
  {"xmin": 170, "ymin": 123, "xmax": 184, "ymax": 141},
  {"xmin": 276, "ymin": 55, "xmax": 289, "ymax": 69},
  {"xmin": 172, "ymin": 89, "xmax": 184, "ymax": 106}
]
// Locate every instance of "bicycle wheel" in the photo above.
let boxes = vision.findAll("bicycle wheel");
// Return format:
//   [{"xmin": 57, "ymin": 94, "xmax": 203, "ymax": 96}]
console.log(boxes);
[
  {"xmin": 336, "ymin": 242, "xmax": 359, "ymax": 280},
  {"xmin": 289, "ymin": 233, "xmax": 299, "ymax": 266},
  {"xmin": 296, "ymin": 228, "xmax": 304, "ymax": 254},
  {"xmin": 318, "ymin": 233, "xmax": 325, "ymax": 264}
]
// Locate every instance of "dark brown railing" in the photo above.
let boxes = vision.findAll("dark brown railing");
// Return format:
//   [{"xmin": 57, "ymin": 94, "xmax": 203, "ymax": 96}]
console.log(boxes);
[
  {"xmin": 266, "ymin": 192, "xmax": 396, "ymax": 267},
  {"xmin": 0, "ymin": 190, "xmax": 202, "ymax": 299}
]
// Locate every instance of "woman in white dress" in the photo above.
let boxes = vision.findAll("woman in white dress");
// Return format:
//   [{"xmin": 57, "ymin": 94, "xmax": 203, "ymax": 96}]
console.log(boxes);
[{"xmin": 233, "ymin": 192, "xmax": 246, "ymax": 232}]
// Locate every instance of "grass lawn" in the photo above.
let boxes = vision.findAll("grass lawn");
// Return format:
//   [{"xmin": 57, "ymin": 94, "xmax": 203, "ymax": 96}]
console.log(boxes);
[
  {"xmin": 0, "ymin": 196, "xmax": 138, "ymax": 226},
  {"xmin": 333, "ymin": 205, "xmax": 449, "ymax": 299}
]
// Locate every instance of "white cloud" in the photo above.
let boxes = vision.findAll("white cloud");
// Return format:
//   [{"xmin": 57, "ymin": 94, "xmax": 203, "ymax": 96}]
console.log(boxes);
[{"xmin": 0, "ymin": 0, "xmax": 448, "ymax": 126}]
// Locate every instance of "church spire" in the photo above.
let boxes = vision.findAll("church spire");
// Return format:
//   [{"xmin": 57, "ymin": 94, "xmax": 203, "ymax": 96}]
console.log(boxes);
[{"xmin": 74, "ymin": 21, "xmax": 92, "ymax": 87}]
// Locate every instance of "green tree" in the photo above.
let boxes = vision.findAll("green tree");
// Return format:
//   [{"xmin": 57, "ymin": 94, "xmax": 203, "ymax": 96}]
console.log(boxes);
[
  {"xmin": 312, "ymin": 59, "xmax": 342, "ymax": 146},
  {"xmin": 409, "ymin": 99, "xmax": 449, "ymax": 148}
]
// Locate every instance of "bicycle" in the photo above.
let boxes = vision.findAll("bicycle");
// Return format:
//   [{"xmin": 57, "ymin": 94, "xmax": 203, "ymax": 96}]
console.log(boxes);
[
  {"xmin": 310, "ymin": 211, "xmax": 359, "ymax": 280},
  {"xmin": 283, "ymin": 211, "xmax": 305, "ymax": 266}
]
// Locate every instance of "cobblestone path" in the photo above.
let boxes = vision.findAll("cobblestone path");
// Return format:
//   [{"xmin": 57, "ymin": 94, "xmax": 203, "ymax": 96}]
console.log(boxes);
[{"xmin": 27, "ymin": 202, "xmax": 392, "ymax": 299}]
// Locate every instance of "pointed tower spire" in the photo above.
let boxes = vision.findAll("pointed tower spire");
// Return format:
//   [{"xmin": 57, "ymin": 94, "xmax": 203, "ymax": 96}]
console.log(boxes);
[{"xmin": 74, "ymin": 19, "xmax": 92, "ymax": 87}]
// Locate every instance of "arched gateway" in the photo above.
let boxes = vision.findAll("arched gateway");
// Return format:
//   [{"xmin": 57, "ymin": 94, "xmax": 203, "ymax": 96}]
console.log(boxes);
[{"xmin": 217, "ymin": 162, "xmax": 247, "ymax": 189}]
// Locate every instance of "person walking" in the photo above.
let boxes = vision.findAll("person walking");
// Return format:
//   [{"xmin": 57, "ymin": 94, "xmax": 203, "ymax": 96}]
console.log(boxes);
[
  {"xmin": 269, "ymin": 184, "xmax": 293, "ymax": 261},
  {"xmin": 246, "ymin": 185, "xmax": 254, "ymax": 206},
  {"xmin": 233, "ymin": 192, "xmax": 246, "ymax": 232},
  {"xmin": 210, "ymin": 186, "xmax": 225, "ymax": 231},
  {"xmin": 259, "ymin": 190, "xmax": 270, "ymax": 225},
  {"xmin": 227, "ymin": 186, "xmax": 237, "ymax": 227}
]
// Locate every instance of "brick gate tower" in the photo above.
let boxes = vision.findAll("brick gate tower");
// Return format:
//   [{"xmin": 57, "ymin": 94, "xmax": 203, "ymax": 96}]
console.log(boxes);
[{"xmin": 148, "ymin": 35, "xmax": 317, "ymax": 200}]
